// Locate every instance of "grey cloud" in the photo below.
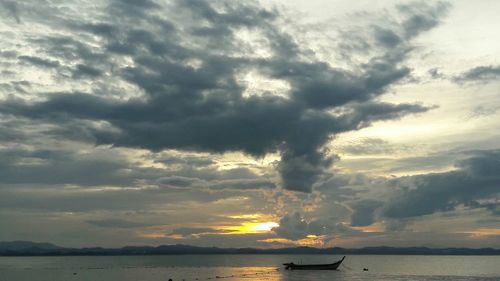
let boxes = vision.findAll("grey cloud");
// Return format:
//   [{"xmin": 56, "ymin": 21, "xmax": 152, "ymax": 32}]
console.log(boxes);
[
  {"xmin": 466, "ymin": 105, "xmax": 499, "ymax": 119},
  {"xmin": 109, "ymin": 0, "xmax": 160, "ymax": 16},
  {"xmin": 164, "ymin": 233, "xmax": 275, "ymax": 248},
  {"xmin": 0, "ymin": 81, "xmax": 32, "ymax": 95},
  {"xmin": 1, "ymin": 0, "xmax": 21, "ymax": 23},
  {"xmin": 0, "ymin": 184, "xmax": 244, "ymax": 212},
  {"xmin": 350, "ymin": 200, "xmax": 383, "ymax": 227},
  {"xmin": 157, "ymin": 176, "xmax": 201, "ymax": 189},
  {"xmin": 0, "ymin": 147, "xmax": 148, "ymax": 187},
  {"xmin": 18, "ymin": 55, "xmax": 60, "ymax": 68},
  {"xmin": 338, "ymin": 149, "xmax": 459, "ymax": 176},
  {"xmin": 0, "ymin": 142, "xmax": 273, "ymax": 192},
  {"xmin": 397, "ymin": 1, "xmax": 450, "ymax": 39},
  {"xmin": 112, "ymin": 0, "xmax": 159, "ymax": 9},
  {"xmin": 273, "ymin": 212, "xmax": 309, "ymax": 240},
  {"xmin": 0, "ymin": 0, "xmax": 446, "ymax": 193},
  {"xmin": 455, "ymin": 65, "xmax": 500, "ymax": 83},
  {"xmin": 273, "ymin": 212, "xmax": 352, "ymax": 240},
  {"xmin": 0, "ymin": 118, "xmax": 28, "ymax": 142},
  {"xmin": 373, "ymin": 27, "xmax": 402, "ymax": 48},
  {"xmin": 428, "ymin": 68, "xmax": 444, "ymax": 79},
  {"xmin": 0, "ymin": 50, "xmax": 17, "ymax": 58},
  {"xmin": 158, "ymin": 155, "xmax": 215, "ymax": 167},
  {"xmin": 338, "ymin": 1, "xmax": 449, "ymax": 57},
  {"xmin": 157, "ymin": 175, "xmax": 276, "ymax": 190},
  {"xmin": 72, "ymin": 64, "xmax": 103, "ymax": 78},
  {"xmin": 30, "ymin": 36, "xmax": 106, "ymax": 68},
  {"xmin": 339, "ymin": 137, "xmax": 408, "ymax": 155},
  {"xmin": 169, "ymin": 227, "xmax": 227, "ymax": 236},
  {"xmin": 86, "ymin": 218, "xmax": 150, "ymax": 228},
  {"xmin": 212, "ymin": 178, "xmax": 276, "ymax": 190},
  {"xmin": 383, "ymin": 150, "xmax": 500, "ymax": 218}
]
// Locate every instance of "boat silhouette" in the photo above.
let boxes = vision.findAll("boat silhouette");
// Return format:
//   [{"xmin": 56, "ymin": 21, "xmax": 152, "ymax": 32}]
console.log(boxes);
[{"xmin": 283, "ymin": 256, "xmax": 345, "ymax": 270}]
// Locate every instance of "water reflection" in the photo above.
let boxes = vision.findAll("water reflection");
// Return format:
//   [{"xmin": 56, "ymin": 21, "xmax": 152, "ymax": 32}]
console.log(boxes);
[{"xmin": 1, "ymin": 255, "xmax": 499, "ymax": 281}]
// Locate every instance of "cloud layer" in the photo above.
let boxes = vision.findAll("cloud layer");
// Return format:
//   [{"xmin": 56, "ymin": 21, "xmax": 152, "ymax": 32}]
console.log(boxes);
[
  {"xmin": 1, "ymin": 0, "xmax": 498, "ymax": 248},
  {"xmin": 0, "ymin": 0, "xmax": 446, "ymax": 192}
]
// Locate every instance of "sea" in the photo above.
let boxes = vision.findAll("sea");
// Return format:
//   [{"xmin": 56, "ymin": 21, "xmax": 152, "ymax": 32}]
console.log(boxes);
[{"xmin": 1, "ymin": 255, "xmax": 499, "ymax": 281}]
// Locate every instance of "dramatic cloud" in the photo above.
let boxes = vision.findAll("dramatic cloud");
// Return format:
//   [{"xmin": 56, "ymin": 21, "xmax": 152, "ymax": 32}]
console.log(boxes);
[
  {"xmin": 0, "ymin": 0, "xmax": 447, "ymax": 192},
  {"xmin": 3, "ymin": 0, "xmax": 498, "ymax": 249}
]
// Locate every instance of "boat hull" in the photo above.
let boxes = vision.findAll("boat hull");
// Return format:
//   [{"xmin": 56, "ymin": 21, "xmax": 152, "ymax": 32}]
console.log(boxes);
[{"xmin": 283, "ymin": 256, "xmax": 345, "ymax": 270}]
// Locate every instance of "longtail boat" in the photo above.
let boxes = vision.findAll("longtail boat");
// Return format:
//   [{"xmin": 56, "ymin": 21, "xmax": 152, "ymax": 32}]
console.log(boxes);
[{"xmin": 283, "ymin": 256, "xmax": 345, "ymax": 270}]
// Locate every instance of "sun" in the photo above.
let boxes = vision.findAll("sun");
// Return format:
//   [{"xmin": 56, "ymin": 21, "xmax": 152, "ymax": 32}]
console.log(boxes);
[
  {"xmin": 250, "ymin": 222, "xmax": 280, "ymax": 232},
  {"xmin": 221, "ymin": 221, "xmax": 279, "ymax": 234}
]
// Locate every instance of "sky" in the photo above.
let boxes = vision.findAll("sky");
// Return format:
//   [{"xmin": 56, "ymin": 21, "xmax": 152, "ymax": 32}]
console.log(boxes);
[{"xmin": 0, "ymin": 0, "xmax": 499, "ymax": 249}]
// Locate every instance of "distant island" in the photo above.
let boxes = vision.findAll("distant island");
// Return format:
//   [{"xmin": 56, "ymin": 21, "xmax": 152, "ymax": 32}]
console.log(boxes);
[{"xmin": 1, "ymin": 241, "xmax": 499, "ymax": 256}]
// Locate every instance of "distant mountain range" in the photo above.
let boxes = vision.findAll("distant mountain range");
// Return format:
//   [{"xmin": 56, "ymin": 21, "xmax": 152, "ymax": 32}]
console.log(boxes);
[{"xmin": 1, "ymin": 241, "xmax": 499, "ymax": 256}]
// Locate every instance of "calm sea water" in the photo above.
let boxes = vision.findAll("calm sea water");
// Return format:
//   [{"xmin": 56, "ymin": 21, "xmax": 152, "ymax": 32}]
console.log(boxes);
[{"xmin": 1, "ymin": 255, "xmax": 499, "ymax": 281}]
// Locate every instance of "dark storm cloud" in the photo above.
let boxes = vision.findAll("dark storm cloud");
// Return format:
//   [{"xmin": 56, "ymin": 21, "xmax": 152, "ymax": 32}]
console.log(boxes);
[
  {"xmin": 86, "ymin": 218, "xmax": 151, "ymax": 228},
  {"xmin": 383, "ymin": 150, "xmax": 500, "ymax": 218},
  {"xmin": 0, "ymin": 0, "xmax": 448, "ymax": 192},
  {"xmin": 455, "ymin": 65, "xmax": 500, "ymax": 83}
]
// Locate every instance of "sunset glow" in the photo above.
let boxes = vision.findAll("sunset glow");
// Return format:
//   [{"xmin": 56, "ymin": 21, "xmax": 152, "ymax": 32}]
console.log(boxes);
[
  {"xmin": 1, "ymin": 0, "xmax": 499, "ymax": 251},
  {"xmin": 462, "ymin": 228, "xmax": 500, "ymax": 238},
  {"xmin": 221, "ymin": 222, "xmax": 280, "ymax": 234}
]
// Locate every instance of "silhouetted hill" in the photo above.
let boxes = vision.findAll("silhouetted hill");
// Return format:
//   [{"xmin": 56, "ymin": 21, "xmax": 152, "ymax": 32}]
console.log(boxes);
[
  {"xmin": 0, "ymin": 241, "xmax": 62, "ymax": 254},
  {"xmin": 0, "ymin": 241, "xmax": 498, "ymax": 256}
]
